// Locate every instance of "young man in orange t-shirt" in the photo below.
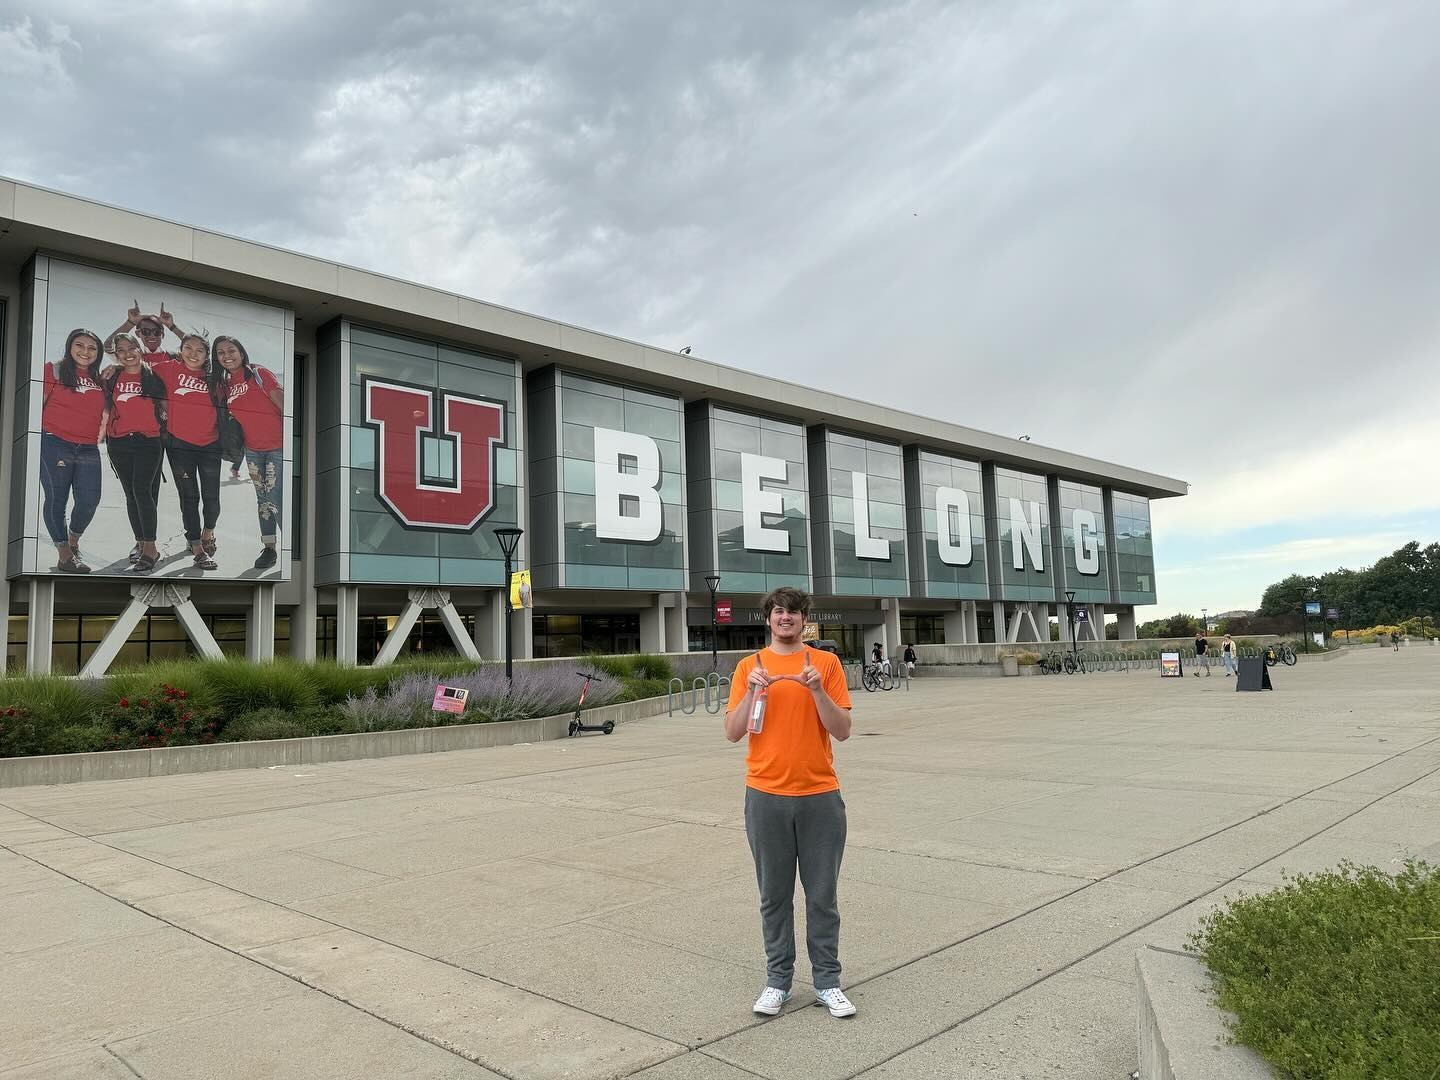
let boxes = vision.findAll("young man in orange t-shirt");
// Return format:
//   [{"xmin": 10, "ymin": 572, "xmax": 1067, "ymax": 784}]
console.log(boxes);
[{"xmin": 725, "ymin": 586, "xmax": 856, "ymax": 1018}]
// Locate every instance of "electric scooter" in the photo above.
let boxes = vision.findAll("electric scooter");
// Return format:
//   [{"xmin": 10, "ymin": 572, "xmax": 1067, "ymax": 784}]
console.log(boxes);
[{"xmin": 567, "ymin": 671, "xmax": 615, "ymax": 736}]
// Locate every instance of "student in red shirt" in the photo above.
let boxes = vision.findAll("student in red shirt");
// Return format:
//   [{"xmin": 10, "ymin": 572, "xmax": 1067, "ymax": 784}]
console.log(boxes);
[
  {"xmin": 152, "ymin": 332, "xmax": 224, "ymax": 570},
  {"xmin": 101, "ymin": 334, "xmax": 168, "ymax": 574},
  {"xmin": 215, "ymin": 335, "xmax": 284, "ymax": 570},
  {"xmin": 107, "ymin": 300, "xmax": 182, "ymax": 364},
  {"xmin": 40, "ymin": 328, "xmax": 107, "ymax": 573}
]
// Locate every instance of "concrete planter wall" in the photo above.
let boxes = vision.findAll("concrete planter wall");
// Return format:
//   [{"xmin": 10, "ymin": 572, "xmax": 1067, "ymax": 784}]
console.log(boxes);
[
  {"xmin": 1000, "ymin": 656, "xmax": 1019, "ymax": 676},
  {"xmin": 0, "ymin": 694, "xmax": 675, "ymax": 790}
]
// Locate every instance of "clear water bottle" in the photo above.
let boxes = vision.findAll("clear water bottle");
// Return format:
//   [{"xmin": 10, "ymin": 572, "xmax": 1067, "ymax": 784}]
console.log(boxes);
[{"xmin": 748, "ymin": 683, "xmax": 767, "ymax": 734}]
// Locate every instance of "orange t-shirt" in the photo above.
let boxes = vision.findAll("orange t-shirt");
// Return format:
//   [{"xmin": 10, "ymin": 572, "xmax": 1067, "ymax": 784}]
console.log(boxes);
[{"xmin": 728, "ymin": 646, "xmax": 852, "ymax": 796}]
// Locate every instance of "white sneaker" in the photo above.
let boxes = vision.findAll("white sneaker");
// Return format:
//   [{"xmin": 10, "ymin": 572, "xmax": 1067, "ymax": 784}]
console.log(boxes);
[
  {"xmin": 815, "ymin": 987, "xmax": 856, "ymax": 1017},
  {"xmin": 753, "ymin": 987, "xmax": 790, "ymax": 1015}
]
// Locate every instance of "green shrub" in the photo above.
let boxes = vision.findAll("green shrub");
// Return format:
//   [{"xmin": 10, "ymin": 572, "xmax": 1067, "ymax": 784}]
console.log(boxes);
[
  {"xmin": 1188, "ymin": 860, "xmax": 1440, "ymax": 1079},
  {"xmin": 106, "ymin": 661, "xmax": 218, "ymax": 714},
  {"xmin": 298, "ymin": 707, "xmax": 359, "ymax": 736},
  {"xmin": 103, "ymin": 683, "xmax": 220, "ymax": 748},
  {"xmin": 0, "ymin": 677, "xmax": 105, "ymax": 735},
  {"xmin": 199, "ymin": 658, "xmax": 320, "ymax": 715},
  {"xmin": 0, "ymin": 706, "xmax": 42, "ymax": 757},
  {"xmin": 1016, "ymin": 652, "xmax": 1041, "ymax": 665},
  {"xmin": 586, "ymin": 654, "xmax": 632, "ymax": 679},
  {"xmin": 47, "ymin": 724, "xmax": 115, "ymax": 755},
  {"xmin": 307, "ymin": 662, "xmax": 393, "ymax": 705},
  {"xmin": 628, "ymin": 653, "xmax": 675, "ymax": 681},
  {"xmin": 616, "ymin": 676, "xmax": 669, "ymax": 703},
  {"xmin": 222, "ymin": 708, "xmax": 311, "ymax": 742}
]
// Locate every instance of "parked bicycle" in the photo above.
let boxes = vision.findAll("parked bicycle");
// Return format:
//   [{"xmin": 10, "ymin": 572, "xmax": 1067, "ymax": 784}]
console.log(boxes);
[
  {"xmin": 861, "ymin": 662, "xmax": 894, "ymax": 692},
  {"xmin": 1062, "ymin": 652, "xmax": 1087, "ymax": 675},
  {"xmin": 1263, "ymin": 643, "xmax": 1298, "ymax": 667},
  {"xmin": 1038, "ymin": 653, "xmax": 1065, "ymax": 674}
]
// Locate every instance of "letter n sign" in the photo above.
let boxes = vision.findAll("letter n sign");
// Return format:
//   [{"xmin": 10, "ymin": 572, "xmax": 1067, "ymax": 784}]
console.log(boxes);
[{"xmin": 362, "ymin": 377, "xmax": 505, "ymax": 531}]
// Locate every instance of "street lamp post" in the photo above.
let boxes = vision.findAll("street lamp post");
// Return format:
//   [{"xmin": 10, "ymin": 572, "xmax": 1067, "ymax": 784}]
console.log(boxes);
[
  {"xmin": 1063, "ymin": 590, "xmax": 1077, "ymax": 663},
  {"xmin": 493, "ymin": 527, "xmax": 524, "ymax": 687},
  {"xmin": 1202, "ymin": 608, "xmax": 1208, "ymax": 634},
  {"xmin": 704, "ymin": 574, "xmax": 721, "ymax": 674}
]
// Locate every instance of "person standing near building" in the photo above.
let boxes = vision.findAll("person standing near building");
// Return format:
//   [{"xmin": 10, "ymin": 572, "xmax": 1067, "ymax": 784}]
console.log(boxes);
[
  {"xmin": 215, "ymin": 335, "xmax": 285, "ymax": 570},
  {"xmin": 725, "ymin": 586, "xmax": 856, "ymax": 1020},
  {"xmin": 1193, "ymin": 629, "xmax": 1210, "ymax": 676},
  {"xmin": 153, "ymin": 328, "xmax": 224, "ymax": 571},
  {"xmin": 41, "ymin": 328, "xmax": 107, "ymax": 573},
  {"xmin": 101, "ymin": 334, "xmax": 167, "ymax": 574},
  {"xmin": 903, "ymin": 642, "xmax": 917, "ymax": 676},
  {"xmin": 1221, "ymin": 633, "xmax": 1237, "ymax": 676}
]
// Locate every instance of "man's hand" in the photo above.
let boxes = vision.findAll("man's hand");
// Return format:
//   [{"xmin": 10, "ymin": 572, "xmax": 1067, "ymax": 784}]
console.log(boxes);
[
  {"xmin": 799, "ymin": 655, "xmax": 823, "ymax": 692},
  {"xmin": 127, "ymin": 299, "xmax": 141, "ymax": 325},
  {"xmin": 747, "ymin": 666, "xmax": 772, "ymax": 691},
  {"xmin": 159, "ymin": 304, "xmax": 176, "ymax": 330}
]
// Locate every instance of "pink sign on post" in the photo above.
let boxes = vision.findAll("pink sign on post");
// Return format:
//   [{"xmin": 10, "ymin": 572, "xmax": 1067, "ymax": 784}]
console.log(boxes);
[{"xmin": 432, "ymin": 685, "xmax": 469, "ymax": 715}]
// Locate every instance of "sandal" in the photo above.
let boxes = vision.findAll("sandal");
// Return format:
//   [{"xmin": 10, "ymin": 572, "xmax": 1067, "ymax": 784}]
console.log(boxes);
[
  {"xmin": 201, "ymin": 535, "xmax": 217, "ymax": 556},
  {"xmin": 193, "ymin": 553, "xmax": 217, "ymax": 571},
  {"xmin": 133, "ymin": 553, "xmax": 158, "ymax": 574},
  {"xmin": 57, "ymin": 555, "xmax": 91, "ymax": 574},
  {"xmin": 129, "ymin": 544, "xmax": 141, "ymax": 564}
]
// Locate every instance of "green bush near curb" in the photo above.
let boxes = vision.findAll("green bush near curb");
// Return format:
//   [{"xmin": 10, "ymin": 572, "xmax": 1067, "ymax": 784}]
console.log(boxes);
[
  {"xmin": 0, "ymin": 656, "xmax": 656, "ymax": 759},
  {"xmin": 1188, "ymin": 860, "xmax": 1440, "ymax": 1079}
]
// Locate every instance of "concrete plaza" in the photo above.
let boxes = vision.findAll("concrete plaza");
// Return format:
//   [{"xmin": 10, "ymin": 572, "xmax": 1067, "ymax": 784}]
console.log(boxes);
[{"xmin": 2, "ymin": 647, "xmax": 1438, "ymax": 1079}]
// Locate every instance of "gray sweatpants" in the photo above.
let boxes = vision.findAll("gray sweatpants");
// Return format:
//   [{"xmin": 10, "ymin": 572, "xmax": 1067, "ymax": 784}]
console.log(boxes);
[{"xmin": 744, "ymin": 787, "xmax": 847, "ymax": 991}]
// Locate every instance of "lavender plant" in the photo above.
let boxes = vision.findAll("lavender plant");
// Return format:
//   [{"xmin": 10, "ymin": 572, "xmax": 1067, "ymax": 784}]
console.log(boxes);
[{"xmin": 340, "ymin": 663, "xmax": 625, "ymax": 730}]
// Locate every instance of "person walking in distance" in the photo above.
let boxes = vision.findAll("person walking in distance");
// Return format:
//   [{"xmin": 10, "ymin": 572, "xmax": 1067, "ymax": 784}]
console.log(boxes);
[
  {"xmin": 1221, "ymin": 633, "xmax": 1237, "ymax": 677},
  {"xmin": 1193, "ymin": 628, "xmax": 1210, "ymax": 676},
  {"xmin": 726, "ymin": 586, "xmax": 856, "ymax": 1019}
]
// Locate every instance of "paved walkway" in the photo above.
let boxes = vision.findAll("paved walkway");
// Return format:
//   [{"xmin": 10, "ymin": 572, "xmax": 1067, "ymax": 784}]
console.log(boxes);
[{"xmin": 2, "ymin": 648, "xmax": 1438, "ymax": 1079}]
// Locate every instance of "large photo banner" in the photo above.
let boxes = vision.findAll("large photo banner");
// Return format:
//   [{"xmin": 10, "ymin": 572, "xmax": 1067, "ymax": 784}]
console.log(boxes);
[{"xmin": 27, "ymin": 260, "xmax": 291, "ymax": 580}]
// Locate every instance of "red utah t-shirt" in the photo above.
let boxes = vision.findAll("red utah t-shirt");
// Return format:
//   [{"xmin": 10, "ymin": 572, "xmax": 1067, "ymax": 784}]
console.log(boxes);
[
  {"xmin": 43, "ymin": 362, "xmax": 105, "ymax": 445},
  {"xmin": 107, "ymin": 372, "xmax": 162, "ymax": 438},
  {"xmin": 225, "ymin": 366, "xmax": 283, "ymax": 452},
  {"xmin": 152, "ymin": 359, "xmax": 218, "ymax": 446}
]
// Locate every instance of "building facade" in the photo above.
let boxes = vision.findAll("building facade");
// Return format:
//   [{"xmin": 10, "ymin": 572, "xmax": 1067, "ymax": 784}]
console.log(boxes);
[{"xmin": 0, "ymin": 179, "xmax": 1184, "ymax": 674}]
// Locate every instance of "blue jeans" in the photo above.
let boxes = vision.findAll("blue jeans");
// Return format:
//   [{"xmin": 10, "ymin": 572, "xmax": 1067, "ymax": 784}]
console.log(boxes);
[
  {"xmin": 245, "ymin": 448, "xmax": 283, "ymax": 543},
  {"xmin": 40, "ymin": 432, "xmax": 101, "ymax": 545}
]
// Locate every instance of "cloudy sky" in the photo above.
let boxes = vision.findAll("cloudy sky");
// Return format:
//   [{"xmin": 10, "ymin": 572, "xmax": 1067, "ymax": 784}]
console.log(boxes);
[{"xmin": 4, "ymin": 1, "xmax": 1437, "ymax": 621}]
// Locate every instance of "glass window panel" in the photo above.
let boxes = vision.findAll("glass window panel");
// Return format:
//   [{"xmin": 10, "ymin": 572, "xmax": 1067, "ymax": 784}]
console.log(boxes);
[
  {"xmin": 624, "ymin": 399, "xmax": 681, "ymax": 441},
  {"xmin": 561, "ymin": 422, "xmax": 595, "ymax": 460},
  {"xmin": 713, "ymin": 449, "xmax": 742, "ymax": 482},
  {"xmin": 828, "ymin": 441, "xmax": 866, "ymax": 471},
  {"xmin": 561, "ymin": 388, "xmax": 625, "ymax": 428},
  {"xmin": 352, "ymin": 344, "xmax": 436, "ymax": 386},
  {"xmin": 760, "ymin": 429, "xmax": 804, "ymax": 461},
  {"xmin": 713, "ymin": 419, "xmax": 761, "ymax": 454},
  {"xmin": 562, "ymin": 457, "xmax": 595, "ymax": 495},
  {"xmin": 561, "ymin": 372, "xmax": 624, "ymax": 399}
]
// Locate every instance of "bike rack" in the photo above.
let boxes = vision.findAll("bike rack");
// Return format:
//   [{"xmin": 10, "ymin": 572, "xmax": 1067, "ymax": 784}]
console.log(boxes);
[{"xmin": 667, "ymin": 674, "xmax": 730, "ymax": 716}]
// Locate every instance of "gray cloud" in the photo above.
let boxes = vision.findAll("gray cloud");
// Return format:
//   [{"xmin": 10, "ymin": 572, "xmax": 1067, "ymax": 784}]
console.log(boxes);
[{"xmin": 4, "ymin": 0, "xmax": 1439, "ymax": 493}]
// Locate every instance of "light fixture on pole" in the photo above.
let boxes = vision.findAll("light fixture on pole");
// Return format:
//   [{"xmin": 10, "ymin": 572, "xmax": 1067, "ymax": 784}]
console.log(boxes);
[
  {"xmin": 1202, "ymin": 608, "xmax": 1208, "ymax": 634},
  {"xmin": 1063, "ymin": 589, "xmax": 1077, "ymax": 662},
  {"xmin": 704, "ymin": 573, "xmax": 721, "ymax": 674},
  {"xmin": 494, "ymin": 527, "xmax": 524, "ymax": 686}
]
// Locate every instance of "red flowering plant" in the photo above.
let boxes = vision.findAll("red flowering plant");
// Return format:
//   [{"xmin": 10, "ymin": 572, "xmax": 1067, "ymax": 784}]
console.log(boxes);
[
  {"xmin": 0, "ymin": 704, "xmax": 40, "ymax": 757},
  {"xmin": 103, "ymin": 682, "xmax": 220, "ymax": 750}
]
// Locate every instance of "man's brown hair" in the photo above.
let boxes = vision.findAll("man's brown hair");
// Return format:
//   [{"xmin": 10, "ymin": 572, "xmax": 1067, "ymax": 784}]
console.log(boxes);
[{"xmin": 762, "ymin": 586, "xmax": 811, "ymax": 619}]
